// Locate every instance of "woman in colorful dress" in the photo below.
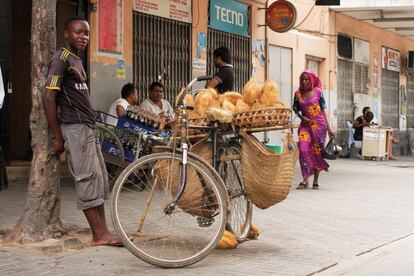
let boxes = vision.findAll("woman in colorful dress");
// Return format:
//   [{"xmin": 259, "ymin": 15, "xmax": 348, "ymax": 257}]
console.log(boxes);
[{"xmin": 293, "ymin": 70, "xmax": 335, "ymax": 190}]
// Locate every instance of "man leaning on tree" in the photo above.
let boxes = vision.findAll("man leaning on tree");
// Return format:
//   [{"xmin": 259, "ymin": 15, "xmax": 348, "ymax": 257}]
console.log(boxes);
[{"xmin": 42, "ymin": 16, "xmax": 122, "ymax": 247}]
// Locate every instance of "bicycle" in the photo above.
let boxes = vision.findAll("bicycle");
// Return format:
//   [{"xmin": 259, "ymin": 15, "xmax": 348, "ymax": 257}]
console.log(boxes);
[{"xmin": 110, "ymin": 76, "xmax": 253, "ymax": 267}]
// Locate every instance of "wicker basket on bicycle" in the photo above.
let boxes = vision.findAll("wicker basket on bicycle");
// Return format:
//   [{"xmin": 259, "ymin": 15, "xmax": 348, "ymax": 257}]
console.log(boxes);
[
  {"xmin": 233, "ymin": 107, "xmax": 291, "ymax": 129},
  {"xmin": 154, "ymin": 138, "xmax": 217, "ymax": 217},
  {"xmin": 240, "ymin": 132, "xmax": 299, "ymax": 209},
  {"xmin": 174, "ymin": 116, "xmax": 209, "ymax": 137}
]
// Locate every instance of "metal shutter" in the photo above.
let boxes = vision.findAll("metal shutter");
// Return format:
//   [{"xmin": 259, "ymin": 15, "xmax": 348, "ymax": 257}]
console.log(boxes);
[
  {"xmin": 381, "ymin": 69, "xmax": 399, "ymax": 128},
  {"xmin": 133, "ymin": 12, "xmax": 191, "ymax": 105},
  {"xmin": 207, "ymin": 29, "xmax": 251, "ymax": 92},
  {"xmin": 407, "ymin": 77, "xmax": 414, "ymax": 128},
  {"xmin": 337, "ymin": 59, "xmax": 354, "ymax": 128}
]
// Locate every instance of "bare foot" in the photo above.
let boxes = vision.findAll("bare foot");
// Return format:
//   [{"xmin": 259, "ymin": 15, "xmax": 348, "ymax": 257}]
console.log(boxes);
[
  {"xmin": 389, "ymin": 156, "xmax": 398, "ymax": 160},
  {"xmin": 91, "ymin": 233, "xmax": 123, "ymax": 247}
]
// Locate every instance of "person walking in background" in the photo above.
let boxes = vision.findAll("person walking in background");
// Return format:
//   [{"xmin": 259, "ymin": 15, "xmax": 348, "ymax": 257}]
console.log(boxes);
[
  {"xmin": 106, "ymin": 83, "xmax": 139, "ymax": 126},
  {"xmin": 293, "ymin": 70, "xmax": 335, "ymax": 190},
  {"xmin": 206, "ymin": 46, "xmax": 235, "ymax": 94}
]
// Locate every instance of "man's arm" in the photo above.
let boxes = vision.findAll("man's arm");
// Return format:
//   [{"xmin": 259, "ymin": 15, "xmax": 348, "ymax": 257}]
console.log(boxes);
[
  {"xmin": 44, "ymin": 53, "xmax": 67, "ymax": 155},
  {"xmin": 43, "ymin": 89, "xmax": 64, "ymax": 155},
  {"xmin": 205, "ymin": 77, "xmax": 220, "ymax": 89},
  {"xmin": 116, "ymin": 105, "xmax": 126, "ymax": 117},
  {"xmin": 353, "ymin": 117, "xmax": 364, "ymax": 128}
]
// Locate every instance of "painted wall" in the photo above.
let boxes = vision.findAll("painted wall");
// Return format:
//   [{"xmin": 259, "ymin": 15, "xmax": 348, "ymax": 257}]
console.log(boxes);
[
  {"xmin": 88, "ymin": 0, "xmax": 267, "ymax": 110},
  {"xmin": 88, "ymin": 0, "xmax": 134, "ymax": 112},
  {"xmin": 265, "ymin": 1, "xmax": 336, "ymax": 132},
  {"xmin": 191, "ymin": 0, "xmax": 267, "ymax": 83},
  {"xmin": 334, "ymin": 11, "xmax": 414, "ymax": 123}
]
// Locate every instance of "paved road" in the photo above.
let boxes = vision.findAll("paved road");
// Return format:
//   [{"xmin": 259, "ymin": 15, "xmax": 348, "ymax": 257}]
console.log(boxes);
[{"xmin": 1, "ymin": 157, "xmax": 414, "ymax": 275}]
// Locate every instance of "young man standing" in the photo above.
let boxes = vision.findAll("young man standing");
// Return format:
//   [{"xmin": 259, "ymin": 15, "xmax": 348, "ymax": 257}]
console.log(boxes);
[
  {"xmin": 106, "ymin": 83, "xmax": 139, "ymax": 126},
  {"xmin": 206, "ymin": 46, "xmax": 235, "ymax": 94},
  {"xmin": 43, "ymin": 17, "xmax": 122, "ymax": 246}
]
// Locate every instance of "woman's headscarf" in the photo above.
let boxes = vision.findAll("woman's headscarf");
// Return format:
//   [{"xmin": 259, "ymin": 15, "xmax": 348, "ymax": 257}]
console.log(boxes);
[{"xmin": 299, "ymin": 70, "xmax": 322, "ymax": 92}]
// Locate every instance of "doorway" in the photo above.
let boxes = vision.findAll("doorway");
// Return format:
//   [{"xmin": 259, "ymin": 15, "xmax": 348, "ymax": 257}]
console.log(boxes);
[
  {"xmin": 269, "ymin": 45, "xmax": 292, "ymax": 107},
  {"xmin": 265, "ymin": 45, "xmax": 292, "ymax": 145}
]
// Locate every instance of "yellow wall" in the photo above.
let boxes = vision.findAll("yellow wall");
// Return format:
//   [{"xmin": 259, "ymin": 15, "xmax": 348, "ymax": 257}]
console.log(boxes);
[{"xmin": 88, "ymin": 0, "xmax": 133, "ymax": 67}]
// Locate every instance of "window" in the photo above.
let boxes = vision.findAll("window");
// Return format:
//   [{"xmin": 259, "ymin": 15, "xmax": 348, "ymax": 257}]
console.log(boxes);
[
  {"xmin": 354, "ymin": 63, "xmax": 369, "ymax": 94},
  {"xmin": 338, "ymin": 34, "xmax": 352, "ymax": 59},
  {"xmin": 307, "ymin": 59, "xmax": 319, "ymax": 76}
]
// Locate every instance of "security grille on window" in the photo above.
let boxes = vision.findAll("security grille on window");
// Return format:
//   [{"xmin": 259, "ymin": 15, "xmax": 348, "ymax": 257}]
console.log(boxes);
[
  {"xmin": 381, "ymin": 69, "xmax": 400, "ymax": 128},
  {"xmin": 337, "ymin": 59, "xmax": 354, "ymax": 128},
  {"xmin": 407, "ymin": 77, "xmax": 414, "ymax": 128},
  {"xmin": 354, "ymin": 63, "xmax": 369, "ymax": 94}
]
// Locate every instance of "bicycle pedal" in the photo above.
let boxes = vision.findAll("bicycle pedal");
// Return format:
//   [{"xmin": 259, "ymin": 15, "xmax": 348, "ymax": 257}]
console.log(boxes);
[{"xmin": 196, "ymin": 216, "xmax": 215, "ymax": 227}]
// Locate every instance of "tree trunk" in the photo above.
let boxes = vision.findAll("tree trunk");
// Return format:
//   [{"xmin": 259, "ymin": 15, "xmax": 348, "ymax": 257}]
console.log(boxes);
[{"xmin": 6, "ymin": 0, "xmax": 65, "ymax": 243}]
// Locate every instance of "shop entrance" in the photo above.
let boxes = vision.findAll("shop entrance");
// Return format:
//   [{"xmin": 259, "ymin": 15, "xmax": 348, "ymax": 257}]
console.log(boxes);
[
  {"xmin": 268, "ymin": 45, "xmax": 292, "ymax": 107},
  {"xmin": 133, "ymin": 12, "xmax": 192, "ymax": 104}
]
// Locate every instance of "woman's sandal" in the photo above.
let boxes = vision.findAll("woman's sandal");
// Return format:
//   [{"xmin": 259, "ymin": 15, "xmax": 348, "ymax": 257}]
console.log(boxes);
[
  {"xmin": 296, "ymin": 182, "xmax": 308, "ymax": 190},
  {"xmin": 312, "ymin": 183, "xmax": 319, "ymax": 190}
]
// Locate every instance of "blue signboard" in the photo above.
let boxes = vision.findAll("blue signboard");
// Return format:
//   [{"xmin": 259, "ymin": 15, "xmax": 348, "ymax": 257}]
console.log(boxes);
[{"xmin": 209, "ymin": 0, "xmax": 249, "ymax": 37}]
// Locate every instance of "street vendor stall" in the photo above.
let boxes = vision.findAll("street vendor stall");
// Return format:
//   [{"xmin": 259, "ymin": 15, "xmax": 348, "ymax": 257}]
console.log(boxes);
[{"xmin": 109, "ymin": 76, "xmax": 298, "ymax": 268}]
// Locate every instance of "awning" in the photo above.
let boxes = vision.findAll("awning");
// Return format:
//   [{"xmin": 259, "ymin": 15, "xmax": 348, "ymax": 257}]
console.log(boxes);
[{"xmin": 331, "ymin": 1, "xmax": 414, "ymax": 40}]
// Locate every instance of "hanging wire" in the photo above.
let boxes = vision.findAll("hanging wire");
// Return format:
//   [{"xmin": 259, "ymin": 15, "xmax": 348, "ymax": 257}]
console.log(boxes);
[{"xmin": 292, "ymin": 4, "xmax": 316, "ymax": 29}]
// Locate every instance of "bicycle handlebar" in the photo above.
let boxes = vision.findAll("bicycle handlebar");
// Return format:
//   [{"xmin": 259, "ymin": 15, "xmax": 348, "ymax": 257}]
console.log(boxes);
[
  {"xmin": 176, "ymin": 76, "xmax": 213, "ymax": 107},
  {"xmin": 196, "ymin": 76, "xmax": 212, "ymax": 82}
]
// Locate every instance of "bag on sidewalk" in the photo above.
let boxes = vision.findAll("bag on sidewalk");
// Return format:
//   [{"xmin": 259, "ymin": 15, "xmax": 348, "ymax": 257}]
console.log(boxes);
[{"xmin": 322, "ymin": 138, "xmax": 337, "ymax": 160}]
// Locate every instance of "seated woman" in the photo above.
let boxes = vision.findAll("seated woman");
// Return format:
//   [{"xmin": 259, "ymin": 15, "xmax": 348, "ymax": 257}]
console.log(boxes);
[{"xmin": 353, "ymin": 110, "xmax": 374, "ymax": 141}]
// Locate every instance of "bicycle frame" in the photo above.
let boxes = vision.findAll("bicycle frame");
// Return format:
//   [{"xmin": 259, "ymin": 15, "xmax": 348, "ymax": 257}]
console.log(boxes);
[{"xmin": 164, "ymin": 76, "xmax": 213, "ymax": 214}]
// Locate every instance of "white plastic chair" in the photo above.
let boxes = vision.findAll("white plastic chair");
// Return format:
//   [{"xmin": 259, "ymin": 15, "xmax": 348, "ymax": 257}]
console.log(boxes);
[{"xmin": 345, "ymin": 121, "xmax": 362, "ymax": 157}]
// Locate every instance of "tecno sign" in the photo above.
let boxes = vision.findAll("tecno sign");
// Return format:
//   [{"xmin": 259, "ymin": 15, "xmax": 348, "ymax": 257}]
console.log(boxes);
[
  {"xmin": 214, "ymin": 5, "xmax": 244, "ymax": 27},
  {"xmin": 209, "ymin": 0, "xmax": 249, "ymax": 37}
]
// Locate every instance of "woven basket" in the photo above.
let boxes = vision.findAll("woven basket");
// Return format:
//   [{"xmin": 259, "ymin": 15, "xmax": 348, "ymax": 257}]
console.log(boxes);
[
  {"xmin": 154, "ymin": 138, "xmax": 216, "ymax": 217},
  {"xmin": 240, "ymin": 132, "xmax": 298, "ymax": 209},
  {"xmin": 175, "ymin": 116, "xmax": 209, "ymax": 136},
  {"xmin": 233, "ymin": 107, "xmax": 291, "ymax": 128}
]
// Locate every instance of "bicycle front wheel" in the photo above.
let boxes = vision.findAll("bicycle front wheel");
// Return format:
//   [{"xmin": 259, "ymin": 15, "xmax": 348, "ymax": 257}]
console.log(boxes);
[{"xmin": 111, "ymin": 152, "xmax": 227, "ymax": 268}]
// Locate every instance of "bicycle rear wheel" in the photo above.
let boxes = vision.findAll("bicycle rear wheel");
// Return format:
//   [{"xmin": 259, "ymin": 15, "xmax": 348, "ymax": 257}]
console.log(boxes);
[
  {"xmin": 111, "ymin": 152, "xmax": 227, "ymax": 268},
  {"xmin": 219, "ymin": 143, "xmax": 252, "ymax": 243}
]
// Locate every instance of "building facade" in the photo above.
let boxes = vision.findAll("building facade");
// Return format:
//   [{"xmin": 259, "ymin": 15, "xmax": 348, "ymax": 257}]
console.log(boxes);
[{"xmin": 1, "ymin": 0, "xmax": 414, "ymax": 162}]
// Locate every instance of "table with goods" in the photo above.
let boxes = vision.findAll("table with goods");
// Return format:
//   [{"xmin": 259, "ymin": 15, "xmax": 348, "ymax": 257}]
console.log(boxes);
[{"xmin": 108, "ymin": 77, "xmax": 299, "ymax": 268}]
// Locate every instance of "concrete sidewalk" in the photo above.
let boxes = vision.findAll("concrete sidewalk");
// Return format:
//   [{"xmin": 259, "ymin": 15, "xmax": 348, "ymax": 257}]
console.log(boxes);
[
  {"xmin": 316, "ymin": 233, "xmax": 414, "ymax": 276},
  {"xmin": 1, "ymin": 157, "xmax": 414, "ymax": 275}
]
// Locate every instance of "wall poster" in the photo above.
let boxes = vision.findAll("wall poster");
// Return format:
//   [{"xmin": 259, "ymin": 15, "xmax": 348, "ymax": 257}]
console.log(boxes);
[{"xmin": 98, "ymin": 0, "xmax": 123, "ymax": 55}]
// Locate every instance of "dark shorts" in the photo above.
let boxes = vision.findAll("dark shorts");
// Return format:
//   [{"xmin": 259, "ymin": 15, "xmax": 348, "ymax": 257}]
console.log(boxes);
[{"xmin": 62, "ymin": 124, "xmax": 109, "ymax": 210}]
